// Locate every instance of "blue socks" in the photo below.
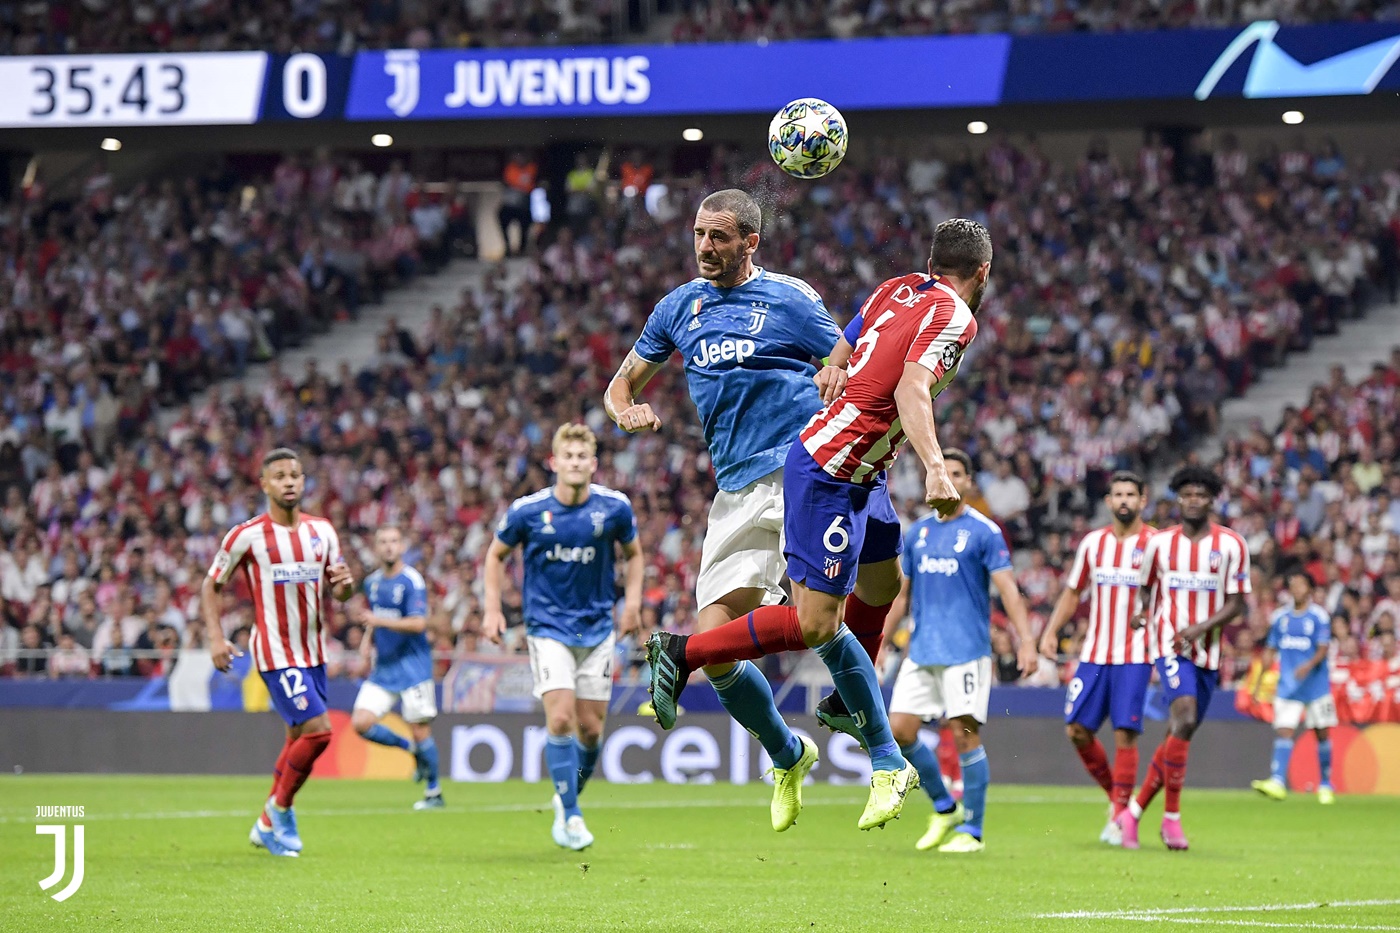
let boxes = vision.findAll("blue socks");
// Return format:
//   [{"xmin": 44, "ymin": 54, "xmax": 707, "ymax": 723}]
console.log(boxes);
[
  {"xmin": 901, "ymin": 740, "xmax": 956, "ymax": 813},
  {"xmin": 1271, "ymin": 737, "xmax": 1294, "ymax": 783},
  {"xmin": 362, "ymin": 724, "xmax": 411, "ymax": 751},
  {"xmin": 418, "ymin": 736, "xmax": 441, "ymax": 793},
  {"xmin": 576, "ymin": 739, "xmax": 600, "ymax": 792},
  {"xmin": 545, "ymin": 734, "xmax": 581, "ymax": 818},
  {"xmin": 814, "ymin": 626, "xmax": 903, "ymax": 773},
  {"xmin": 711, "ymin": 660, "xmax": 803, "ymax": 770},
  {"xmin": 1318, "ymin": 739, "xmax": 1332, "ymax": 787},
  {"xmin": 958, "ymin": 746, "xmax": 990, "ymax": 839}
]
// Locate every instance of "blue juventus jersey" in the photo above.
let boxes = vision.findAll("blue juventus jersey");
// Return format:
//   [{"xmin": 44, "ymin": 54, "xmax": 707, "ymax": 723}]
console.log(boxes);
[
  {"xmin": 1268, "ymin": 603, "xmax": 1331, "ymax": 703},
  {"xmin": 900, "ymin": 507, "xmax": 1013, "ymax": 667},
  {"xmin": 365, "ymin": 564, "xmax": 432, "ymax": 693},
  {"xmin": 632, "ymin": 268, "xmax": 841, "ymax": 492},
  {"xmin": 496, "ymin": 484, "xmax": 637, "ymax": 648}
]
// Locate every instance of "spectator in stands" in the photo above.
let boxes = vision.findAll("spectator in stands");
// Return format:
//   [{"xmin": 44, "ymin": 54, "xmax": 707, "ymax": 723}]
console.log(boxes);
[{"xmin": 499, "ymin": 152, "xmax": 538, "ymax": 257}]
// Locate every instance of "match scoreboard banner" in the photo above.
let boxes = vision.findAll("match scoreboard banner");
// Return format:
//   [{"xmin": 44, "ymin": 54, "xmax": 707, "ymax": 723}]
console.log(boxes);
[{"xmin": 2, "ymin": 20, "xmax": 1398, "ymax": 128}]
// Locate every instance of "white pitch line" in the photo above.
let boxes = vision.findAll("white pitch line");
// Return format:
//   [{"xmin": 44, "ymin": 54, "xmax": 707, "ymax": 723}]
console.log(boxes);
[
  {"xmin": 1141, "ymin": 920, "xmax": 1400, "ymax": 931},
  {"xmin": 1041, "ymin": 901, "xmax": 1400, "ymax": 920}
]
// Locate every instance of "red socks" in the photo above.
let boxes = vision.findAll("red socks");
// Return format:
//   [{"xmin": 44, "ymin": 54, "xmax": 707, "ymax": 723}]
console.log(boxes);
[
  {"xmin": 1112, "ymin": 746, "xmax": 1139, "ymax": 815},
  {"xmin": 1162, "ymin": 736, "xmax": 1191, "ymax": 815},
  {"xmin": 684, "ymin": 605, "xmax": 806, "ymax": 669},
  {"xmin": 1135, "ymin": 744, "xmax": 1167, "ymax": 812},
  {"xmin": 269, "ymin": 735, "xmax": 293, "ymax": 799},
  {"xmin": 273, "ymin": 731, "xmax": 332, "ymax": 809},
  {"xmin": 1075, "ymin": 738, "xmax": 1113, "ymax": 796},
  {"xmin": 843, "ymin": 595, "xmax": 892, "ymax": 660}
]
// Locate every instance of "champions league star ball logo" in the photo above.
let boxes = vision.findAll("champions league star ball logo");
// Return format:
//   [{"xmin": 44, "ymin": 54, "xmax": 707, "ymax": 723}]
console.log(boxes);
[{"xmin": 940, "ymin": 343, "xmax": 962, "ymax": 371}]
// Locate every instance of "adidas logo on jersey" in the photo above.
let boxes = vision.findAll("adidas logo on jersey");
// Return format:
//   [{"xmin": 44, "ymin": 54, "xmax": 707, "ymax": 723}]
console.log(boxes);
[
  {"xmin": 546, "ymin": 544, "xmax": 597, "ymax": 564},
  {"xmin": 692, "ymin": 337, "xmax": 756, "ymax": 367}
]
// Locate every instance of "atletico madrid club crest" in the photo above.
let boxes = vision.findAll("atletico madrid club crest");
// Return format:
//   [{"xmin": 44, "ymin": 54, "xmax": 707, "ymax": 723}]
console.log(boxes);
[
  {"xmin": 309, "ymin": 533, "xmax": 324, "ymax": 561},
  {"xmin": 1209, "ymin": 550, "xmax": 1222, "ymax": 571},
  {"xmin": 1131, "ymin": 548, "xmax": 1144, "ymax": 568},
  {"xmin": 824, "ymin": 557, "xmax": 842, "ymax": 579}
]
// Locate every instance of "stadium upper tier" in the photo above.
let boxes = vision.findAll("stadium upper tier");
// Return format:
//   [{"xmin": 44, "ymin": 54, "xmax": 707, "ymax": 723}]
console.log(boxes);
[
  {"xmin": 5, "ymin": 0, "xmax": 1400, "ymax": 54},
  {"xmin": 0, "ymin": 135, "xmax": 1396, "ymax": 692}
]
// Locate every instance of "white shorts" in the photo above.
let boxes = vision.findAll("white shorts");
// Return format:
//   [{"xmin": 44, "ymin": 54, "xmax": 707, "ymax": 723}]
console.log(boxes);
[
  {"xmin": 1273, "ymin": 694, "xmax": 1338, "ymax": 731},
  {"xmin": 527, "ymin": 633, "xmax": 615, "ymax": 702},
  {"xmin": 353, "ymin": 679, "xmax": 438, "ymax": 724},
  {"xmin": 696, "ymin": 468, "xmax": 786, "ymax": 611},
  {"xmin": 889, "ymin": 656, "xmax": 993, "ymax": 724}
]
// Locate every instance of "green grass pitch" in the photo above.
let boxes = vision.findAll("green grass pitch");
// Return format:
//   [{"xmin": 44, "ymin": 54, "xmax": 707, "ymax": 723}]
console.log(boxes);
[{"xmin": 3, "ymin": 776, "xmax": 1398, "ymax": 932}]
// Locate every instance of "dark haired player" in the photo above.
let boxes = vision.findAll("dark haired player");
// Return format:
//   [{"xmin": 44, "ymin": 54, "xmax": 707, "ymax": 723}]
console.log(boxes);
[
  {"xmin": 1040, "ymin": 470, "xmax": 1156, "ymax": 845},
  {"xmin": 1115, "ymin": 466, "xmax": 1249, "ymax": 851},
  {"xmin": 204, "ymin": 447, "xmax": 355, "ymax": 857},
  {"xmin": 648, "ymin": 218, "xmax": 995, "ymax": 831}
]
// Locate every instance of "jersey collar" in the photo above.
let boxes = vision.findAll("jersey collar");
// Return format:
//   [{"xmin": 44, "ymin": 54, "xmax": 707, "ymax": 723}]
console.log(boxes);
[{"xmin": 705, "ymin": 265, "xmax": 764, "ymax": 293}]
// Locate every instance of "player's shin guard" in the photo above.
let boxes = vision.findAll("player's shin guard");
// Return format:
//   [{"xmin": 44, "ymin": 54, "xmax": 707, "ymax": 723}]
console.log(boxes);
[
  {"xmin": 1162, "ymin": 736, "xmax": 1191, "ymax": 816},
  {"xmin": 546, "ymin": 734, "xmax": 582, "ymax": 818},
  {"xmin": 1075, "ymin": 737, "xmax": 1113, "ymax": 796},
  {"xmin": 1131, "ymin": 743, "xmax": 1167, "ymax": 817},
  {"xmin": 1317, "ymin": 739, "xmax": 1333, "ymax": 787},
  {"xmin": 362, "ymin": 724, "xmax": 411, "ymax": 751},
  {"xmin": 274, "ymin": 730, "xmax": 332, "ymax": 809},
  {"xmin": 710, "ymin": 660, "xmax": 802, "ymax": 770},
  {"xmin": 1271, "ymin": 737, "xmax": 1294, "ymax": 784},
  {"xmin": 684, "ymin": 606, "xmax": 806, "ymax": 668},
  {"xmin": 843, "ymin": 594, "xmax": 892, "ymax": 661},
  {"xmin": 1112, "ymin": 746, "xmax": 1138, "ymax": 815},
  {"xmin": 901, "ymin": 740, "xmax": 956, "ymax": 812},
  {"xmin": 576, "ymin": 738, "xmax": 600, "ymax": 793},
  {"xmin": 813, "ymin": 626, "xmax": 903, "ymax": 772},
  {"xmin": 958, "ymin": 747, "xmax": 990, "ymax": 839}
]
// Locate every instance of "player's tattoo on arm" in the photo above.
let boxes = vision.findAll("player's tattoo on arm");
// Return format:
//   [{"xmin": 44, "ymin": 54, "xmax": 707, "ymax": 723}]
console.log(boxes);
[{"xmin": 604, "ymin": 350, "xmax": 665, "ymax": 423}]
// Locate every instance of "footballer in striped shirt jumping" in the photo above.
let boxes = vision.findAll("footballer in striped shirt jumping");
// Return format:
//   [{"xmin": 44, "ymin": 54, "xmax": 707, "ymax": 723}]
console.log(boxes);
[
  {"xmin": 204, "ymin": 447, "xmax": 356, "ymax": 857},
  {"xmin": 1040, "ymin": 470, "xmax": 1155, "ymax": 845},
  {"xmin": 1114, "ymin": 465, "xmax": 1249, "ymax": 851},
  {"xmin": 647, "ymin": 218, "xmax": 995, "ymax": 830}
]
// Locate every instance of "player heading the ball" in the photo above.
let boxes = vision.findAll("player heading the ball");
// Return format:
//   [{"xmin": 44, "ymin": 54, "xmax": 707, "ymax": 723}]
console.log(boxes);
[{"xmin": 648, "ymin": 218, "xmax": 997, "ymax": 832}]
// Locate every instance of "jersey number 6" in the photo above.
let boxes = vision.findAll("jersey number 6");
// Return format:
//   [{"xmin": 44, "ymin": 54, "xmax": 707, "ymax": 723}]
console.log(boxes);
[{"xmin": 823, "ymin": 516, "xmax": 850, "ymax": 553}]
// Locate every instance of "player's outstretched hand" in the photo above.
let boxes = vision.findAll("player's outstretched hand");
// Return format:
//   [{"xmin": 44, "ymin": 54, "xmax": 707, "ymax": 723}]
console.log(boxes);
[
  {"xmin": 1017, "ymin": 640, "xmax": 1041, "ymax": 679},
  {"xmin": 814, "ymin": 365, "xmax": 848, "ymax": 404},
  {"xmin": 483, "ymin": 609, "xmax": 507, "ymax": 645},
  {"xmin": 924, "ymin": 467, "xmax": 961, "ymax": 517},
  {"xmin": 209, "ymin": 637, "xmax": 243, "ymax": 673},
  {"xmin": 617, "ymin": 403, "xmax": 662, "ymax": 433}
]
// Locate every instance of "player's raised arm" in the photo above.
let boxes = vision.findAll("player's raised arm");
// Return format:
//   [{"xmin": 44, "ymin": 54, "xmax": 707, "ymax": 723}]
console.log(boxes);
[
  {"xmin": 482, "ymin": 537, "xmax": 514, "ymax": 645},
  {"xmin": 605, "ymin": 349, "xmax": 666, "ymax": 432}
]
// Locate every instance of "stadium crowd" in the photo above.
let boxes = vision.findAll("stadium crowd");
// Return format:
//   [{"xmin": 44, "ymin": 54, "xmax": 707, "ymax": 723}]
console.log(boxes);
[
  {"xmin": 5, "ymin": 0, "xmax": 1400, "ymax": 55},
  {"xmin": 1, "ymin": 133, "xmax": 1397, "ymax": 700}
]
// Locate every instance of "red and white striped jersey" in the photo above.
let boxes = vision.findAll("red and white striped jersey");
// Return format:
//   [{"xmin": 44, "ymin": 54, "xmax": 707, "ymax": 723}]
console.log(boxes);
[
  {"xmin": 1138, "ymin": 523, "xmax": 1251, "ymax": 671},
  {"xmin": 801, "ymin": 273, "xmax": 977, "ymax": 483},
  {"xmin": 207, "ymin": 513, "xmax": 344, "ymax": 672},
  {"xmin": 1067, "ymin": 525, "xmax": 1156, "ymax": 665}
]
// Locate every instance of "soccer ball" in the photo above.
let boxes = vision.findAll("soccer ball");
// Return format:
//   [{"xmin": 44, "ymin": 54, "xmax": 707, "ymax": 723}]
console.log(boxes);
[{"xmin": 767, "ymin": 98, "xmax": 848, "ymax": 180}]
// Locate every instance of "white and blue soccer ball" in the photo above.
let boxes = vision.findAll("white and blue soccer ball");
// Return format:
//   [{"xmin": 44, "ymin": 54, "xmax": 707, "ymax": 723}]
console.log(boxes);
[{"xmin": 767, "ymin": 98, "xmax": 848, "ymax": 180}]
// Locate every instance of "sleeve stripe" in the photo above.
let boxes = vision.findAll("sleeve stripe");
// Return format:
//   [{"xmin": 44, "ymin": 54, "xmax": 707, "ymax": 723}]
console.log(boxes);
[{"xmin": 766, "ymin": 272, "xmax": 824, "ymax": 304}]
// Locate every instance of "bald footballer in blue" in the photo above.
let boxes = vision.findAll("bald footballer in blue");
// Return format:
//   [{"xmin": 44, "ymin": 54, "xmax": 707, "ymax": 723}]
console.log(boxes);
[{"xmin": 605, "ymin": 187, "xmax": 846, "ymax": 831}]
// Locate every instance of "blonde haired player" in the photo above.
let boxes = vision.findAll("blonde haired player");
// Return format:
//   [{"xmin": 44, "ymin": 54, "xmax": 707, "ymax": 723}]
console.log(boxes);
[{"xmin": 483, "ymin": 424, "xmax": 644, "ymax": 851}]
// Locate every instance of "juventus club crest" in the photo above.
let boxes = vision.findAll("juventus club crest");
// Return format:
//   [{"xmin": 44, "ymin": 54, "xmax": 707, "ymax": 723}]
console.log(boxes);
[
  {"xmin": 591, "ymin": 510, "xmax": 607, "ymax": 538},
  {"xmin": 954, "ymin": 529, "xmax": 971, "ymax": 553},
  {"xmin": 748, "ymin": 301, "xmax": 769, "ymax": 334}
]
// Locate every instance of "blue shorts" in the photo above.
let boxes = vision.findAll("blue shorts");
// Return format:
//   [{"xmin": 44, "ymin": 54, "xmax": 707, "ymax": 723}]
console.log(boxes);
[
  {"xmin": 261, "ymin": 665, "xmax": 329, "ymax": 726},
  {"xmin": 783, "ymin": 444, "xmax": 902, "ymax": 597},
  {"xmin": 1153, "ymin": 655, "xmax": 1216, "ymax": 724},
  {"xmin": 1065, "ymin": 662, "xmax": 1152, "ymax": 733}
]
